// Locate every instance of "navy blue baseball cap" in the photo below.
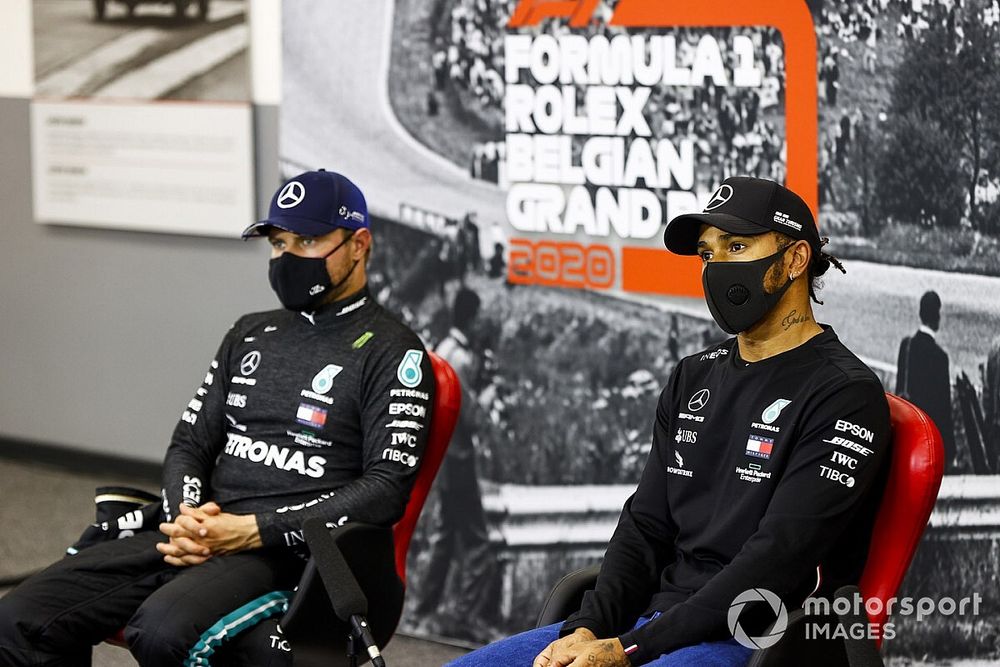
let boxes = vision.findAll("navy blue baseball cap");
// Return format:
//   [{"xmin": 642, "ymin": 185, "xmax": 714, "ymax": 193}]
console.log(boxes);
[{"xmin": 242, "ymin": 169, "xmax": 369, "ymax": 239}]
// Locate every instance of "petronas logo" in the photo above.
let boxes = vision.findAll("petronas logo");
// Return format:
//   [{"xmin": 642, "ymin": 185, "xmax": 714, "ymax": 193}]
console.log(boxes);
[
  {"xmin": 761, "ymin": 399, "xmax": 792, "ymax": 425},
  {"xmin": 311, "ymin": 364, "xmax": 343, "ymax": 395},
  {"xmin": 397, "ymin": 350, "xmax": 424, "ymax": 388}
]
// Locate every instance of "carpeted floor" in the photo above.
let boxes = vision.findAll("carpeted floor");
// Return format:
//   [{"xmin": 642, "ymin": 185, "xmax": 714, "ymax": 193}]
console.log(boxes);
[{"xmin": 0, "ymin": 458, "xmax": 469, "ymax": 666}]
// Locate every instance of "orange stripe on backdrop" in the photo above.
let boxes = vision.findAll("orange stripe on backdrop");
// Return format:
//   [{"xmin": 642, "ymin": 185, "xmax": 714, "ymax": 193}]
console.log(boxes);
[
  {"xmin": 612, "ymin": 0, "xmax": 818, "ymax": 298},
  {"xmin": 611, "ymin": 0, "xmax": 819, "ymax": 218},
  {"xmin": 621, "ymin": 247, "xmax": 704, "ymax": 298}
]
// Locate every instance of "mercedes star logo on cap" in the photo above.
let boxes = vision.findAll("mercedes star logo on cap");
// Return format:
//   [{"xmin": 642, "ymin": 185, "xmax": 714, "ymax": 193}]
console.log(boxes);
[
  {"xmin": 704, "ymin": 184, "xmax": 734, "ymax": 211},
  {"xmin": 276, "ymin": 181, "xmax": 306, "ymax": 209}
]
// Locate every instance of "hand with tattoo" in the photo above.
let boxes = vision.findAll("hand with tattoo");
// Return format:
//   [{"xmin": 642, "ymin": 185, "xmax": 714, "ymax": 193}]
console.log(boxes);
[{"xmin": 534, "ymin": 631, "xmax": 630, "ymax": 667}]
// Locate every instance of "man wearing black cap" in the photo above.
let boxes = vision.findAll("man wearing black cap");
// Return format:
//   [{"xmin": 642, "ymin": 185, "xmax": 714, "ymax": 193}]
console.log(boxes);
[
  {"xmin": 448, "ymin": 177, "xmax": 891, "ymax": 667},
  {"xmin": 0, "ymin": 170, "xmax": 435, "ymax": 666}
]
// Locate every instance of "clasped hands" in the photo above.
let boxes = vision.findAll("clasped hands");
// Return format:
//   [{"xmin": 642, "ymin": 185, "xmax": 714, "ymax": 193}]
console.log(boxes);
[
  {"xmin": 157, "ymin": 502, "xmax": 262, "ymax": 567},
  {"xmin": 533, "ymin": 628, "xmax": 630, "ymax": 667}
]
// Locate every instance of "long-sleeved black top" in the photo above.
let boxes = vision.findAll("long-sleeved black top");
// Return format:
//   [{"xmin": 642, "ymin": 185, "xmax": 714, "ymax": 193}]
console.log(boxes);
[
  {"xmin": 161, "ymin": 286, "xmax": 435, "ymax": 551},
  {"xmin": 561, "ymin": 325, "xmax": 891, "ymax": 665}
]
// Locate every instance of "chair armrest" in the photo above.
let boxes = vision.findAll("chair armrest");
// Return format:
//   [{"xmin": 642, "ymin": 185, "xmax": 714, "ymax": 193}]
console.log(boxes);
[
  {"xmin": 535, "ymin": 564, "xmax": 601, "ymax": 628},
  {"xmin": 747, "ymin": 586, "xmax": 884, "ymax": 667},
  {"xmin": 282, "ymin": 521, "xmax": 404, "ymax": 667},
  {"xmin": 833, "ymin": 586, "xmax": 885, "ymax": 667}
]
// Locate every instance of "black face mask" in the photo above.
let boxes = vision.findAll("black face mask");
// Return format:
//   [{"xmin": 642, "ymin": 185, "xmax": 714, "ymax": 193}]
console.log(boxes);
[
  {"xmin": 702, "ymin": 246, "xmax": 794, "ymax": 335},
  {"xmin": 268, "ymin": 232, "xmax": 357, "ymax": 312}
]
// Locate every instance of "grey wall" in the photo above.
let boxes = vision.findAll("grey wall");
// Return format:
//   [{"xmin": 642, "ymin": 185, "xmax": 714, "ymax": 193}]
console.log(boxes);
[{"xmin": 0, "ymin": 97, "xmax": 281, "ymax": 462}]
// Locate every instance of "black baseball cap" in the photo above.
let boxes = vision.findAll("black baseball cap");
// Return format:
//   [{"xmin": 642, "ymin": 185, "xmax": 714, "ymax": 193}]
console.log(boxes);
[
  {"xmin": 663, "ymin": 177, "xmax": 821, "ymax": 255},
  {"xmin": 242, "ymin": 169, "xmax": 369, "ymax": 239}
]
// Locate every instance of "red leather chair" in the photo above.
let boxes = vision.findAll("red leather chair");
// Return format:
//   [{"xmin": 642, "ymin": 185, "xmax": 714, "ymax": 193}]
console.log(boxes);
[
  {"xmin": 391, "ymin": 351, "xmax": 462, "ymax": 583},
  {"xmin": 536, "ymin": 392, "xmax": 945, "ymax": 666},
  {"xmin": 857, "ymin": 393, "xmax": 945, "ymax": 646},
  {"xmin": 106, "ymin": 352, "xmax": 461, "ymax": 664}
]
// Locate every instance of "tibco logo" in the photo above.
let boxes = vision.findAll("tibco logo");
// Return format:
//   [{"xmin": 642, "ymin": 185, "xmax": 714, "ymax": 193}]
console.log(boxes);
[{"xmin": 382, "ymin": 448, "xmax": 419, "ymax": 467}]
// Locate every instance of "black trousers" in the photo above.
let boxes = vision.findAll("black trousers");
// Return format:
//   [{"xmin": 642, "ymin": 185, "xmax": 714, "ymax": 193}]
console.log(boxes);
[{"xmin": 0, "ymin": 532, "xmax": 301, "ymax": 666}]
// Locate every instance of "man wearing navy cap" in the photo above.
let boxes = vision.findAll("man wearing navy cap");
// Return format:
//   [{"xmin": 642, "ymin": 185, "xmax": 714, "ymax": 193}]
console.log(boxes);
[
  {"xmin": 0, "ymin": 171, "xmax": 436, "ymax": 666},
  {"xmin": 450, "ymin": 177, "xmax": 891, "ymax": 666}
]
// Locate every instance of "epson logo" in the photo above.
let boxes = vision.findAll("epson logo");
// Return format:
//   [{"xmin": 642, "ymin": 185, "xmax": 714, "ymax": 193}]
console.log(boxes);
[
  {"xmin": 224, "ymin": 433, "xmax": 326, "ymax": 478},
  {"xmin": 834, "ymin": 420, "xmax": 875, "ymax": 443},
  {"xmin": 388, "ymin": 402, "xmax": 427, "ymax": 418}
]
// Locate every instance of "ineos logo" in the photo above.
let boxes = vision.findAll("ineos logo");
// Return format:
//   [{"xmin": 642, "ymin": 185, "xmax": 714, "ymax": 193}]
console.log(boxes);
[
  {"xmin": 688, "ymin": 389, "xmax": 711, "ymax": 412},
  {"xmin": 240, "ymin": 351, "xmax": 261, "ymax": 376},
  {"xmin": 705, "ymin": 184, "xmax": 734, "ymax": 210},
  {"xmin": 276, "ymin": 181, "xmax": 305, "ymax": 209}
]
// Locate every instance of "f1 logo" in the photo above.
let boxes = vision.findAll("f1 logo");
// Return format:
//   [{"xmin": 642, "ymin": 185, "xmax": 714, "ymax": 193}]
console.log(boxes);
[{"xmin": 508, "ymin": 0, "xmax": 599, "ymax": 27}]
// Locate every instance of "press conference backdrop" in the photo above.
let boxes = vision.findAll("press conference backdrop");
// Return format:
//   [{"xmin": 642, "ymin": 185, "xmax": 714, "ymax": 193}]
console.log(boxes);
[{"xmin": 281, "ymin": 0, "xmax": 1000, "ymax": 660}]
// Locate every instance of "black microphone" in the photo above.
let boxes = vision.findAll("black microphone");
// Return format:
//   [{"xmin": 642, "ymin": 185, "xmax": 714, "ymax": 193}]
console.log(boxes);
[
  {"xmin": 351, "ymin": 613, "xmax": 385, "ymax": 667},
  {"xmin": 302, "ymin": 519, "xmax": 368, "ymax": 618},
  {"xmin": 303, "ymin": 519, "xmax": 387, "ymax": 665}
]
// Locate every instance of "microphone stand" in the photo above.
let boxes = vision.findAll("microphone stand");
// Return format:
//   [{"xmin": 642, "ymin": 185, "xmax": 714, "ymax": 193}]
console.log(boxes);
[{"xmin": 346, "ymin": 614, "xmax": 386, "ymax": 667}]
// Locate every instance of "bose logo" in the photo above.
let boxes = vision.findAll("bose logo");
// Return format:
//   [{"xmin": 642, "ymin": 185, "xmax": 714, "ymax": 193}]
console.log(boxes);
[{"xmin": 823, "ymin": 436, "xmax": 874, "ymax": 457}]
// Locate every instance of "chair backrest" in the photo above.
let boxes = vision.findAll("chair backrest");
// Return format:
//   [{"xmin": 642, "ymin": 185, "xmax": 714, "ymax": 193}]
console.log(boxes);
[
  {"xmin": 391, "ymin": 351, "xmax": 462, "ymax": 583},
  {"xmin": 858, "ymin": 392, "xmax": 944, "ymax": 647}
]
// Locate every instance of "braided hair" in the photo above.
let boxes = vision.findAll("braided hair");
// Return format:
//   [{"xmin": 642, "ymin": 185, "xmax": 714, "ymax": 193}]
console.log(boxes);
[{"xmin": 774, "ymin": 233, "xmax": 847, "ymax": 305}]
